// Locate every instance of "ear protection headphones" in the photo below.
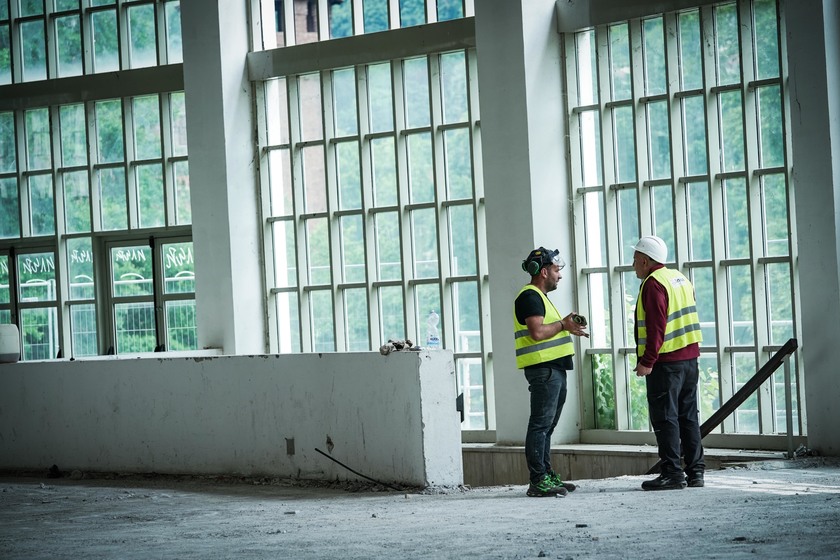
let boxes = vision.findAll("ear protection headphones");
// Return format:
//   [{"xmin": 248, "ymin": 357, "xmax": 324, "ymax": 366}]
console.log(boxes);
[{"xmin": 522, "ymin": 247, "xmax": 552, "ymax": 276}]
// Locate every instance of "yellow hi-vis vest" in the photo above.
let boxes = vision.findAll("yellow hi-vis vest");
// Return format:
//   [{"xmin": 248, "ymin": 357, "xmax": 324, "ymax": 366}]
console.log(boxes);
[
  {"xmin": 514, "ymin": 285, "xmax": 574, "ymax": 369},
  {"xmin": 636, "ymin": 267, "xmax": 703, "ymax": 357}
]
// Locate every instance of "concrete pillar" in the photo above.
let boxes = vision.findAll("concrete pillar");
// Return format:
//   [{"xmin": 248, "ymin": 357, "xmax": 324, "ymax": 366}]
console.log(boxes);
[
  {"xmin": 180, "ymin": 1, "xmax": 267, "ymax": 354},
  {"xmin": 786, "ymin": 0, "xmax": 840, "ymax": 456},
  {"xmin": 475, "ymin": 0, "xmax": 579, "ymax": 445}
]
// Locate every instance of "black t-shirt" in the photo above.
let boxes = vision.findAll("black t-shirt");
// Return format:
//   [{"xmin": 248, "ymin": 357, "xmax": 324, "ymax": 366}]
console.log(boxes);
[{"xmin": 514, "ymin": 288, "xmax": 574, "ymax": 371}]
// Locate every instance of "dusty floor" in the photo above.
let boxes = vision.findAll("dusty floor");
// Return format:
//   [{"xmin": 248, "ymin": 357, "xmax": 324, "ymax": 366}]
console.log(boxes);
[{"xmin": 1, "ymin": 458, "xmax": 839, "ymax": 559}]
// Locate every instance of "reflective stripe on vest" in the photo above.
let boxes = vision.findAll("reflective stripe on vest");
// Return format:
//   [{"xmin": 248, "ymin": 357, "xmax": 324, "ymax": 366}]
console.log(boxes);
[
  {"xmin": 513, "ymin": 285, "xmax": 574, "ymax": 369},
  {"xmin": 636, "ymin": 267, "xmax": 703, "ymax": 356}
]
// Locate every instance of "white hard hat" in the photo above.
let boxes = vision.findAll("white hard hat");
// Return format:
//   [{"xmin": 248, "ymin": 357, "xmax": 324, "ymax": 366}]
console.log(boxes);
[{"xmin": 633, "ymin": 235, "xmax": 668, "ymax": 263}]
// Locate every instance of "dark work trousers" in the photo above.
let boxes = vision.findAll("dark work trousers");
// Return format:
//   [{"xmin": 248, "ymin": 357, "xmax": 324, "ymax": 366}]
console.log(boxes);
[
  {"xmin": 645, "ymin": 357, "xmax": 705, "ymax": 478},
  {"xmin": 524, "ymin": 366, "xmax": 567, "ymax": 485}
]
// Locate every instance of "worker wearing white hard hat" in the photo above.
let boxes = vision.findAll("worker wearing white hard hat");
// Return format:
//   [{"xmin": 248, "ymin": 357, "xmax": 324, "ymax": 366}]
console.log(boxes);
[{"xmin": 632, "ymin": 235, "xmax": 705, "ymax": 491}]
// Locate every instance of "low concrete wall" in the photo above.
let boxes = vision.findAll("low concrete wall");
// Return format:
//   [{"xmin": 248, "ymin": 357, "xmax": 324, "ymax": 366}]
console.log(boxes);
[{"xmin": 0, "ymin": 350, "xmax": 463, "ymax": 488}]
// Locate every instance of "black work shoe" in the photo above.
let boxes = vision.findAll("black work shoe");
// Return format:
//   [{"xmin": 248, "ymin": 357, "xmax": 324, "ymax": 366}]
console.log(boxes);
[
  {"xmin": 687, "ymin": 474, "xmax": 705, "ymax": 487},
  {"xmin": 641, "ymin": 475, "xmax": 687, "ymax": 491}
]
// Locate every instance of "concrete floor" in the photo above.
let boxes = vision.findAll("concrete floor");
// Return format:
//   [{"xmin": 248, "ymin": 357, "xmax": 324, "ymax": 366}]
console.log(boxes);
[{"xmin": 2, "ymin": 457, "xmax": 839, "ymax": 559}]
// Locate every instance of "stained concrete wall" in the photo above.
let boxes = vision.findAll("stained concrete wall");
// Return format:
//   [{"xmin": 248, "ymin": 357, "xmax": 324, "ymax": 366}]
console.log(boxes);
[{"xmin": 0, "ymin": 351, "xmax": 463, "ymax": 488}]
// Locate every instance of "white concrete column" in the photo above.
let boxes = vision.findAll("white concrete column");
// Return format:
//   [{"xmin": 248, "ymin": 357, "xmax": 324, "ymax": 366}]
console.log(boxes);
[
  {"xmin": 180, "ymin": 1, "xmax": 266, "ymax": 354},
  {"xmin": 475, "ymin": 0, "xmax": 579, "ymax": 445},
  {"xmin": 786, "ymin": 0, "xmax": 840, "ymax": 456}
]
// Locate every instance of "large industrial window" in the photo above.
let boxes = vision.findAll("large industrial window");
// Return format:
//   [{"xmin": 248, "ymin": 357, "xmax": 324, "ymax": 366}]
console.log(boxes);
[
  {"xmin": 254, "ymin": 15, "xmax": 491, "ymax": 429},
  {"xmin": 564, "ymin": 0, "xmax": 802, "ymax": 438}
]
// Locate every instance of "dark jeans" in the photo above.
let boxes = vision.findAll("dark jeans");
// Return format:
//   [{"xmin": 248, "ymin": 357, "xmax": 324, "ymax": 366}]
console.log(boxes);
[
  {"xmin": 524, "ymin": 366, "xmax": 567, "ymax": 485},
  {"xmin": 645, "ymin": 358, "xmax": 705, "ymax": 478}
]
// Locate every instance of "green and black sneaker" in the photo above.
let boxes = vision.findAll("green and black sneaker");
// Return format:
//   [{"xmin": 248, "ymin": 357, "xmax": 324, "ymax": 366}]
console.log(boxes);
[
  {"xmin": 548, "ymin": 471, "xmax": 577, "ymax": 493},
  {"xmin": 526, "ymin": 474, "xmax": 568, "ymax": 497}
]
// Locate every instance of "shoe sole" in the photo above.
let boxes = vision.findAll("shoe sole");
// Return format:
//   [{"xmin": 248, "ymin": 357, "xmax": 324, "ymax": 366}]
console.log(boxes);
[
  {"xmin": 527, "ymin": 488, "xmax": 569, "ymax": 497},
  {"xmin": 641, "ymin": 482, "xmax": 687, "ymax": 491},
  {"xmin": 687, "ymin": 480, "xmax": 705, "ymax": 488}
]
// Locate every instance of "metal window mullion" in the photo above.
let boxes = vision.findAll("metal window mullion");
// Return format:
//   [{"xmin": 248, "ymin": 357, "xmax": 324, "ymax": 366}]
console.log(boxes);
[
  {"xmin": 16, "ymin": 111, "xmax": 32, "ymax": 237},
  {"xmin": 86, "ymin": 101, "xmax": 103, "ymax": 232},
  {"xmin": 48, "ymin": 103, "xmax": 70, "ymax": 359},
  {"xmin": 387, "ymin": 0, "xmax": 400, "ymax": 30},
  {"xmin": 351, "ymin": 0, "xmax": 364, "ymax": 36},
  {"xmin": 630, "ymin": 19, "xmax": 653, "ymax": 245},
  {"xmin": 321, "ymin": 68, "xmax": 344, "ymax": 351},
  {"xmin": 159, "ymin": 93, "xmax": 175, "ymax": 227},
  {"xmin": 123, "ymin": 98, "xmax": 138, "ymax": 229},
  {"xmin": 702, "ymin": 4, "xmax": 734, "ymax": 433},
  {"xmin": 392, "ymin": 57, "xmax": 413, "ymax": 343},
  {"xmin": 44, "ymin": 2, "xmax": 57, "ymax": 80},
  {"xmin": 154, "ymin": 0, "xmax": 167, "ymax": 65},
  {"xmin": 317, "ymin": 0, "xmax": 330, "ymax": 40},
  {"xmin": 665, "ymin": 12, "xmax": 689, "ymax": 270},
  {"xmin": 356, "ymin": 61, "xmax": 376, "ymax": 350},
  {"xmin": 288, "ymin": 75, "xmax": 309, "ymax": 351},
  {"xmin": 117, "ymin": 0, "xmax": 128, "ymax": 71}
]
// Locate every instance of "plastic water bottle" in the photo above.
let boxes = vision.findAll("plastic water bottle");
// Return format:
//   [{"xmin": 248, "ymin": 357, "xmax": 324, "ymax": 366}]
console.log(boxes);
[{"xmin": 426, "ymin": 310, "xmax": 441, "ymax": 349}]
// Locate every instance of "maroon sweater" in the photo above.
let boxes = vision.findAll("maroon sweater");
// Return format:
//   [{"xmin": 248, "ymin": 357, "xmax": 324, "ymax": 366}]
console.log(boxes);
[{"xmin": 636, "ymin": 264, "xmax": 700, "ymax": 368}]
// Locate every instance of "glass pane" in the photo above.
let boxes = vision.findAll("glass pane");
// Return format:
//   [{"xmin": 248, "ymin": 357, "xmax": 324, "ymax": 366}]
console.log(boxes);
[
  {"xmin": 592, "ymin": 354, "xmax": 616, "ymax": 429},
  {"xmin": 757, "ymin": 85, "xmax": 783, "ymax": 168},
  {"xmin": 275, "ymin": 291, "xmax": 301, "ymax": 353},
  {"xmin": 60, "ymin": 104, "xmax": 87, "ymax": 167},
  {"xmin": 92, "ymin": 9, "xmax": 119, "ymax": 73},
  {"xmin": 165, "ymin": 1, "xmax": 183, "ymax": 63},
  {"xmin": 651, "ymin": 184, "xmax": 674, "ymax": 250},
  {"xmin": 0, "ymin": 177, "xmax": 20, "ymax": 238},
  {"xmin": 18, "ymin": 251, "xmax": 56, "ymax": 302},
  {"xmin": 444, "ymin": 128, "xmax": 471, "ymax": 199},
  {"xmin": 715, "ymin": 3, "xmax": 741, "ymax": 86},
  {"xmin": 587, "ymin": 272, "xmax": 611, "ymax": 347},
  {"xmin": 265, "ymin": 78, "xmax": 290, "ymax": 146},
  {"xmin": 403, "ymin": 57, "xmax": 430, "ymax": 128},
  {"xmin": 169, "ymin": 92, "xmax": 187, "ymax": 156},
  {"xmin": 453, "ymin": 280, "xmax": 479, "ymax": 352},
  {"xmin": 55, "ymin": 14, "xmax": 82, "ymax": 77},
  {"xmin": 378, "ymin": 285, "xmax": 404, "ymax": 341},
  {"xmin": 617, "ymin": 188, "xmax": 639, "ymax": 264},
  {"xmin": 133, "ymin": 95, "xmax": 161, "ymax": 160},
  {"xmin": 415, "ymin": 283, "xmax": 440, "ymax": 343},
  {"xmin": 63, "ymin": 170, "xmax": 90, "ymax": 233},
  {"xmin": 128, "ymin": 3, "xmax": 157, "ymax": 68},
  {"xmin": 173, "ymin": 160, "xmax": 191, "ymax": 225},
  {"xmin": 0, "ymin": 254, "xmax": 8, "ymax": 304},
  {"xmin": 269, "ymin": 148, "xmax": 293, "ymax": 216},
  {"xmin": 719, "ymin": 91, "xmax": 745, "ymax": 172},
  {"xmin": 458, "ymin": 358, "xmax": 486, "ymax": 429},
  {"xmin": 29, "ymin": 174, "xmax": 55, "ymax": 235},
  {"xmin": 678, "ymin": 10, "xmax": 702, "ymax": 91},
  {"xmin": 67, "ymin": 236, "xmax": 94, "ymax": 300},
  {"xmin": 310, "ymin": 290, "xmax": 335, "ymax": 351},
  {"xmin": 70, "ymin": 303, "xmax": 98, "ymax": 357},
  {"xmin": 643, "ymin": 17, "xmax": 666, "ymax": 96},
  {"xmin": 728, "ymin": 265, "xmax": 754, "ymax": 345},
  {"xmin": 691, "ymin": 266, "xmax": 716, "ymax": 346},
  {"xmin": 329, "ymin": 0, "xmax": 352, "ymax": 39},
  {"xmin": 440, "ymin": 51, "xmax": 467, "ymax": 124},
  {"xmin": 584, "ymin": 191, "xmax": 606, "ymax": 267},
  {"xmin": 407, "ymin": 132, "xmax": 433, "ymax": 203},
  {"xmin": 0, "ymin": 112, "xmax": 15, "ymax": 172},
  {"xmin": 363, "ymin": 0, "xmax": 388, "ymax": 33},
  {"xmin": 20, "ymin": 0, "xmax": 44, "ymax": 17},
  {"xmin": 25, "ymin": 108, "xmax": 51, "ymax": 170},
  {"xmin": 162, "ymin": 242, "xmax": 194, "ymax": 294},
  {"xmin": 753, "ymin": 0, "xmax": 780, "ymax": 80},
  {"xmin": 340, "ymin": 214, "xmax": 365, "ymax": 283},
  {"xmin": 622, "ymin": 270, "xmax": 638, "ymax": 346},
  {"xmin": 0, "ymin": 25, "xmax": 10, "ymax": 85},
  {"xmin": 98, "ymin": 168, "xmax": 126, "ymax": 230},
  {"xmin": 682, "ymin": 95, "xmax": 707, "ymax": 176},
  {"xmin": 733, "ymin": 352, "xmax": 759, "ymax": 432},
  {"xmin": 272, "ymin": 220, "xmax": 297, "ymax": 288},
  {"xmin": 111, "ymin": 245, "xmax": 153, "ymax": 297},
  {"xmin": 299, "ymin": 73, "xmax": 323, "ymax": 142},
  {"xmin": 437, "ymin": 0, "xmax": 463, "ymax": 21},
  {"xmin": 166, "ymin": 300, "xmax": 197, "ymax": 350},
  {"xmin": 766, "ymin": 262, "xmax": 793, "ymax": 345},
  {"xmin": 302, "ymin": 145, "xmax": 326, "ymax": 213},
  {"xmin": 687, "ymin": 181, "xmax": 711, "ymax": 260},
  {"xmin": 294, "ymin": 0, "xmax": 319, "ymax": 45},
  {"xmin": 21, "ymin": 20, "xmax": 46, "ymax": 81},
  {"xmin": 448, "ymin": 204, "xmax": 475, "ymax": 276},
  {"xmin": 115, "ymin": 301, "xmax": 155, "ymax": 353},
  {"xmin": 306, "ymin": 217, "xmax": 330, "ymax": 285},
  {"xmin": 374, "ymin": 211, "xmax": 400, "ymax": 281},
  {"xmin": 367, "ymin": 63, "xmax": 393, "ymax": 133},
  {"xmin": 579, "ymin": 110, "xmax": 602, "ymax": 187},
  {"xmin": 609, "ymin": 23, "xmax": 631, "ymax": 101},
  {"xmin": 613, "ymin": 105, "xmax": 636, "ymax": 183},
  {"xmin": 628, "ymin": 354, "xmax": 648, "ymax": 430},
  {"xmin": 136, "ymin": 163, "xmax": 165, "ymax": 228},
  {"xmin": 698, "ymin": 354, "xmax": 721, "ymax": 426},
  {"xmin": 724, "ymin": 178, "xmax": 748, "ymax": 259},
  {"xmin": 647, "ymin": 100, "xmax": 670, "ymax": 180},
  {"xmin": 336, "ymin": 140, "xmax": 361, "ymax": 210},
  {"xmin": 344, "ymin": 287, "xmax": 369, "ymax": 351},
  {"xmin": 95, "ymin": 99, "xmax": 124, "ymax": 163},
  {"xmin": 371, "ymin": 137, "xmax": 397, "ymax": 206},
  {"xmin": 332, "ymin": 68, "xmax": 357, "ymax": 136},
  {"xmin": 399, "ymin": 0, "xmax": 424, "ymax": 28},
  {"xmin": 772, "ymin": 353, "xmax": 798, "ymax": 434},
  {"xmin": 20, "ymin": 307, "xmax": 58, "ymax": 360},
  {"xmin": 762, "ymin": 174, "xmax": 788, "ymax": 257},
  {"xmin": 575, "ymin": 30, "xmax": 597, "ymax": 106},
  {"xmin": 411, "ymin": 208, "xmax": 438, "ymax": 278}
]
